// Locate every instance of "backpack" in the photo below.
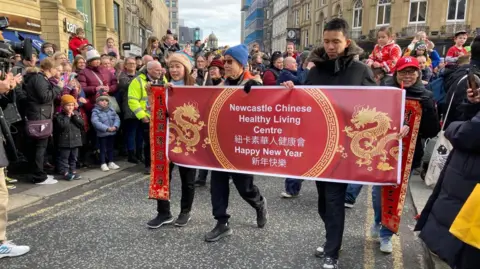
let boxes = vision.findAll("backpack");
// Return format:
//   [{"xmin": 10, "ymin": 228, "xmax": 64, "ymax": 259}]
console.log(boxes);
[{"xmin": 427, "ymin": 76, "xmax": 447, "ymax": 105}]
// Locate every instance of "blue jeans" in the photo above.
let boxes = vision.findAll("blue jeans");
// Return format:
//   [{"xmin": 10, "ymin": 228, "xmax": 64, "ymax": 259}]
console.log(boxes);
[
  {"xmin": 345, "ymin": 183, "xmax": 393, "ymax": 238},
  {"xmin": 123, "ymin": 119, "xmax": 143, "ymax": 151},
  {"xmin": 345, "ymin": 184, "xmax": 363, "ymax": 204},
  {"xmin": 372, "ymin": 185, "xmax": 393, "ymax": 239},
  {"xmin": 284, "ymin": 178, "xmax": 303, "ymax": 195},
  {"xmin": 98, "ymin": 136, "xmax": 115, "ymax": 165}
]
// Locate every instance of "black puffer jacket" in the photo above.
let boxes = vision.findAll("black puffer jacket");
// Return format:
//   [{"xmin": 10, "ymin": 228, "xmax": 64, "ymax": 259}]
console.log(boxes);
[
  {"xmin": 386, "ymin": 77, "xmax": 440, "ymax": 168},
  {"xmin": 54, "ymin": 111, "xmax": 84, "ymax": 148},
  {"xmin": 415, "ymin": 102, "xmax": 480, "ymax": 269},
  {"xmin": 305, "ymin": 41, "xmax": 376, "ymax": 86},
  {"xmin": 18, "ymin": 71, "xmax": 62, "ymax": 121}
]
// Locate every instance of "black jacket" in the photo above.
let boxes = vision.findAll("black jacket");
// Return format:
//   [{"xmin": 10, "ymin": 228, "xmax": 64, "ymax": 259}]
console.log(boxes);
[
  {"xmin": 443, "ymin": 64, "xmax": 479, "ymax": 128},
  {"xmin": 118, "ymin": 71, "xmax": 138, "ymax": 120},
  {"xmin": 18, "ymin": 71, "xmax": 62, "ymax": 121},
  {"xmin": 386, "ymin": 77, "xmax": 440, "ymax": 167},
  {"xmin": 415, "ymin": 102, "xmax": 480, "ymax": 269},
  {"xmin": 54, "ymin": 111, "xmax": 84, "ymax": 148},
  {"xmin": 305, "ymin": 42, "xmax": 376, "ymax": 86},
  {"xmin": 0, "ymin": 94, "xmax": 17, "ymax": 167}
]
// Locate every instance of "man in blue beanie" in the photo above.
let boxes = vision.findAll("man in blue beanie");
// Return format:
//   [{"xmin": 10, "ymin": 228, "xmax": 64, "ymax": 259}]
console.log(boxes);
[{"xmin": 204, "ymin": 44, "xmax": 267, "ymax": 242}]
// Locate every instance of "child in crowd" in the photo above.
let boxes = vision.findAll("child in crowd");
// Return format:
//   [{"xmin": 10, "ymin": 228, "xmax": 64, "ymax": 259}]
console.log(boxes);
[
  {"xmin": 91, "ymin": 90, "xmax": 121, "ymax": 172},
  {"xmin": 446, "ymin": 30, "xmax": 469, "ymax": 65},
  {"xmin": 366, "ymin": 26, "xmax": 402, "ymax": 74},
  {"xmin": 103, "ymin": 37, "xmax": 120, "ymax": 59},
  {"xmin": 410, "ymin": 42, "xmax": 432, "ymax": 67},
  {"xmin": 417, "ymin": 55, "xmax": 433, "ymax": 85},
  {"xmin": 54, "ymin": 95, "xmax": 84, "ymax": 180}
]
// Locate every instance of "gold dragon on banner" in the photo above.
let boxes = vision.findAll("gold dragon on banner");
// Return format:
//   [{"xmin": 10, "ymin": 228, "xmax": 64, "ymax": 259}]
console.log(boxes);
[
  {"xmin": 168, "ymin": 103, "xmax": 210, "ymax": 155},
  {"xmin": 342, "ymin": 106, "xmax": 399, "ymax": 172}
]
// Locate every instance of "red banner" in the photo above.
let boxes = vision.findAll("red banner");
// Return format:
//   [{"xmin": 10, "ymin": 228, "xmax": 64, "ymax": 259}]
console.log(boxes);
[
  {"xmin": 160, "ymin": 86, "xmax": 406, "ymax": 184},
  {"xmin": 382, "ymin": 99, "xmax": 422, "ymax": 233}
]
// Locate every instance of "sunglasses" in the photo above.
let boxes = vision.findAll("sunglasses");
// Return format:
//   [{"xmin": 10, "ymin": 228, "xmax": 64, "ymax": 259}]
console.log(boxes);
[{"xmin": 224, "ymin": 59, "xmax": 234, "ymax": 65}]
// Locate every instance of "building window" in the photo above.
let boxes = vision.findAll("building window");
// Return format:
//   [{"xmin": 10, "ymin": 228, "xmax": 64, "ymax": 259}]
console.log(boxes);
[
  {"xmin": 172, "ymin": 12, "xmax": 177, "ymax": 19},
  {"xmin": 353, "ymin": 0, "xmax": 363, "ymax": 29},
  {"xmin": 322, "ymin": 0, "xmax": 327, "ymax": 5},
  {"xmin": 113, "ymin": 2, "xmax": 120, "ymax": 33},
  {"xmin": 306, "ymin": 3, "xmax": 311, "ymax": 20},
  {"xmin": 376, "ymin": 0, "xmax": 391, "ymax": 26},
  {"xmin": 294, "ymin": 10, "xmax": 299, "ymax": 26},
  {"xmin": 172, "ymin": 22, "xmax": 177, "ymax": 29},
  {"xmin": 447, "ymin": 0, "xmax": 466, "ymax": 21},
  {"xmin": 172, "ymin": 1, "xmax": 176, "ymax": 7},
  {"xmin": 165, "ymin": 0, "xmax": 170, "ymax": 6},
  {"xmin": 409, "ymin": 0, "xmax": 427, "ymax": 23},
  {"xmin": 304, "ymin": 30, "xmax": 309, "ymax": 46}
]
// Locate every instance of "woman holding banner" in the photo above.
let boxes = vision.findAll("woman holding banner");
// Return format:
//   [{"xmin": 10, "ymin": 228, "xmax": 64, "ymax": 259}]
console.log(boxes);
[
  {"xmin": 204, "ymin": 44, "xmax": 268, "ymax": 243},
  {"xmin": 145, "ymin": 54, "xmax": 197, "ymax": 229}
]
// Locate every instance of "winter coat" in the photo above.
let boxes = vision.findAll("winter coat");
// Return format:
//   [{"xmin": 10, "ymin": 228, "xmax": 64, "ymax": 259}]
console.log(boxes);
[
  {"xmin": 224, "ymin": 71, "xmax": 262, "ymax": 87},
  {"xmin": 18, "ymin": 71, "xmax": 62, "ymax": 121},
  {"xmin": 365, "ymin": 41, "xmax": 402, "ymax": 74},
  {"xmin": 77, "ymin": 66, "xmax": 118, "ymax": 113},
  {"xmin": 118, "ymin": 71, "xmax": 138, "ymax": 120},
  {"xmin": 69, "ymin": 36, "xmax": 89, "ymax": 57},
  {"xmin": 415, "ymin": 102, "xmax": 480, "ymax": 269},
  {"xmin": 276, "ymin": 68, "xmax": 308, "ymax": 85},
  {"xmin": 195, "ymin": 69, "xmax": 213, "ymax": 86},
  {"xmin": 91, "ymin": 105, "xmax": 120, "ymax": 137},
  {"xmin": 0, "ymin": 93, "xmax": 18, "ymax": 166},
  {"xmin": 430, "ymin": 50, "xmax": 441, "ymax": 69},
  {"xmin": 305, "ymin": 41, "xmax": 377, "ymax": 86},
  {"xmin": 262, "ymin": 67, "xmax": 281, "ymax": 86},
  {"xmin": 385, "ymin": 77, "xmax": 440, "ymax": 168},
  {"xmin": 54, "ymin": 111, "xmax": 84, "ymax": 148},
  {"xmin": 443, "ymin": 63, "xmax": 479, "ymax": 128}
]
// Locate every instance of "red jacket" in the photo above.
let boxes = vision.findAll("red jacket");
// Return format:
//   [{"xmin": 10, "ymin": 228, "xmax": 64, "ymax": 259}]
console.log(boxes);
[
  {"xmin": 69, "ymin": 36, "xmax": 89, "ymax": 57},
  {"xmin": 366, "ymin": 41, "xmax": 402, "ymax": 74},
  {"xmin": 262, "ymin": 68, "xmax": 281, "ymax": 85}
]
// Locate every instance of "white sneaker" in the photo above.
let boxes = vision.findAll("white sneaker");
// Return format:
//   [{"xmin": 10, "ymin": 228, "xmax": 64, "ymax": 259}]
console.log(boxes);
[
  {"xmin": 0, "ymin": 241, "xmax": 30, "ymax": 259},
  {"xmin": 101, "ymin": 164, "xmax": 110, "ymax": 172},
  {"xmin": 380, "ymin": 237, "xmax": 393, "ymax": 253},
  {"xmin": 108, "ymin": 162, "xmax": 120, "ymax": 170},
  {"xmin": 35, "ymin": 177, "xmax": 58, "ymax": 185}
]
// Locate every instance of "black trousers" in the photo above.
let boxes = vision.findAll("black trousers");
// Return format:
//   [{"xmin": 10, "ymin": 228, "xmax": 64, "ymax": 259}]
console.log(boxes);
[
  {"xmin": 26, "ymin": 137, "xmax": 49, "ymax": 183},
  {"xmin": 210, "ymin": 171, "xmax": 264, "ymax": 224},
  {"xmin": 57, "ymin": 147, "xmax": 78, "ymax": 174},
  {"xmin": 197, "ymin": 169, "xmax": 209, "ymax": 181},
  {"xmin": 142, "ymin": 122, "xmax": 150, "ymax": 168},
  {"xmin": 316, "ymin": 181, "xmax": 348, "ymax": 259},
  {"xmin": 156, "ymin": 162, "xmax": 196, "ymax": 217}
]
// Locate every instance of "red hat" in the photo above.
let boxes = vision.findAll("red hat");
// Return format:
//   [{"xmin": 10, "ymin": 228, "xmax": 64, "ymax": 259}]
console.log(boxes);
[
  {"xmin": 209, "ymin": 59, "xmax": 224, "ymax": 70},
  {"xmin": 395, "ymin": 56, "xmax": 420, "ymax": 71}
]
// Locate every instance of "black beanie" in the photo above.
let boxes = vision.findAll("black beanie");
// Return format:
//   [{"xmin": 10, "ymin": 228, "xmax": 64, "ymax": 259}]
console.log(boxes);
[
  {"xmin": 270, "ymin": 51, "xmax": 283, "ymax": 68},
  {"xmin": 471, "ymin": 36, "xmax": 480, "ymax": 61}
]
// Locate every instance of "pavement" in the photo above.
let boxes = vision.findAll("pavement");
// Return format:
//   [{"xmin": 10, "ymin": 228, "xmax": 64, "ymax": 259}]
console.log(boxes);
[
  {"xmin": 7, "ymin": 160, "xmax": 137, "ymax": 211},
  {"xmin": 3, "ymin": 166, "xmax": 430, "ymax": 269}
]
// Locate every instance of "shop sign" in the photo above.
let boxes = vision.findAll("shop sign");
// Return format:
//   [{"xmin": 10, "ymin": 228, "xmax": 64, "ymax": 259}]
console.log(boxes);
[
  {"xmin": 122, "ymin": 43, "xmax": 142, "ymax": 57},
  {"xmin": 63, "ymin": 18, "xmax": 80, "ymax": 34},
  {"xmin": 0, "ymin": 13, "xmax": 41, "ymax": 32}
]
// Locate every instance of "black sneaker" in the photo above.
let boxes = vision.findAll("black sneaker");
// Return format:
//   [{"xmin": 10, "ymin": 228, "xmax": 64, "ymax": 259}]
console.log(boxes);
[
  {"xmin": 64, "ymin": 172, "xmax": 75, "ymax": 181},
  {"xmin": 146, "ymin": 214, "xmax": 174, "ymax": 229},
  {"xmin": 194, "ymin": 179, "xmax": 206, "ymax": 187},
  {"xmin": 315, "ymin": 243, "xmax": 326, "ymax": 258},
  {"xmin": 256, "ymin": 197, "xmax": 268, "ymax": 228},
  {"xmin": 174, "ymin": 213, "xmax": 191, "ymax": 227},
  {"xmin": 322, "ymin": 257, "xmax": 338, "ymax": 269},
  {"xmin": 144, "ymin": 167, "xmax": 151, "ymax": 175},
  {"xmin": 205, "ymin": 222, "xmax": 232, "ymax": 242}
]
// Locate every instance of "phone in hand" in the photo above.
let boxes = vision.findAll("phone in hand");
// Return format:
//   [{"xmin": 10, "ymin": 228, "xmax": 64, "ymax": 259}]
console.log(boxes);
[{"xmin": 467, "ymin": 71, "xmax": 480, "ymax": 97}]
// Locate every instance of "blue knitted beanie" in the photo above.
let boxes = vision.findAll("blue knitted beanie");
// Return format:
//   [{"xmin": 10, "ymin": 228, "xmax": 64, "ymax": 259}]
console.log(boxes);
[{"xmin": 224, "ymin": 44, "xmax": 249, "ymax": 67}]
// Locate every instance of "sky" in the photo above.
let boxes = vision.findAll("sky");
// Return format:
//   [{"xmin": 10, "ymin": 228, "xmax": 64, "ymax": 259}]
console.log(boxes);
[{"xmin": 179, "ymin": 0, "xmax": 241, "ymax": 47}]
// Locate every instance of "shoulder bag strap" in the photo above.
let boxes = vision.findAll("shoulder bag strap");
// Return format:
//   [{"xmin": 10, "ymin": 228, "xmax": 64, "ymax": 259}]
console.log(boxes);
[
  {"xmin": 90, "ymin": 69, "xmax": 104, "ymax": 86},
  {"xmin": 442, "ymin": 74, "xmax": 468, "ymax": 131}
]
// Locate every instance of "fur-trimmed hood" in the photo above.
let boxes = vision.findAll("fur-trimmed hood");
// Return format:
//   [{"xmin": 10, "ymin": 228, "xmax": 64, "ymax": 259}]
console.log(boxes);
[{"xmin": 307, "ymin": 40, "xmax": 364, "ymax": 63}]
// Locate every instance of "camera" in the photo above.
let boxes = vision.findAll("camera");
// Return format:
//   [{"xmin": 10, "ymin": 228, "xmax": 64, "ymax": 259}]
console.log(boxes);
[{"xmin": 0, "ymin": 16, "xmax": 34, "ymax": 78}]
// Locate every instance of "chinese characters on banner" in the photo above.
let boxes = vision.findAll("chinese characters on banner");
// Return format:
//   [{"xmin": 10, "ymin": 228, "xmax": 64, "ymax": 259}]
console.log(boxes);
[
  {"xmin": 382, "ymin": 99, "xmax": 422, "ymax": 233},
  {"xmin": 158, "ymin": 86, "xmax": 406, "ymax": 184}
]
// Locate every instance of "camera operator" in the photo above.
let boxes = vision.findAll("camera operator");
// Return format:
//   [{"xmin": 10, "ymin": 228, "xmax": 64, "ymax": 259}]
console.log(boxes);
[{"xmin": 0, "ymin": 71, "xmax": 30, "ymax": 258}]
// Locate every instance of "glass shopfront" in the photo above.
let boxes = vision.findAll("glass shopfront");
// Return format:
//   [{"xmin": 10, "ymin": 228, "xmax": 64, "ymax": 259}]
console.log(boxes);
[{"xmin": 76, "ymin": 0, "xmax": 93, "ymax": 42}]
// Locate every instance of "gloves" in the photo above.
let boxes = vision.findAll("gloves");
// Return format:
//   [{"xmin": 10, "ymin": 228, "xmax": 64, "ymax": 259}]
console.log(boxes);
[{"xmin": 243, "ymin": 79, "xmax": 262, "ymax": 94}]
